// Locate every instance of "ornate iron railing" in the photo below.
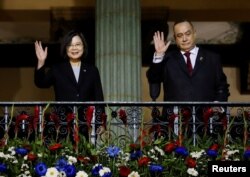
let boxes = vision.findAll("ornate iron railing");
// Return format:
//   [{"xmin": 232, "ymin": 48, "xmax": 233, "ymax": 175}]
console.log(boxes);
[{"xmin": 0, "ymin": 102, "xmax": 250, "ymax": 147}]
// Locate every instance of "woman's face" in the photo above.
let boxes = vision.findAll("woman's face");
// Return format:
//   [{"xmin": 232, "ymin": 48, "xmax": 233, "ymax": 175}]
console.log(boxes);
[{"xmin": 66, "ymin": 35, "xmax": 84, "ymax": 61}]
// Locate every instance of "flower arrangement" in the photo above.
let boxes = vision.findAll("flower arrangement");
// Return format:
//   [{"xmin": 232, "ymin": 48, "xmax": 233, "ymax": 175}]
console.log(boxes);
[{"xmin": 0, "ymin": 105, "xmax": 250, "ymax": 177}]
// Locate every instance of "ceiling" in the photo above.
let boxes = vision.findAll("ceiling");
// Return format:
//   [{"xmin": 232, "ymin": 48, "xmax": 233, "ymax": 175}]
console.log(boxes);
[{"xmin": 1, "ymin": 0, "xmax": 250, "ymax": 22}]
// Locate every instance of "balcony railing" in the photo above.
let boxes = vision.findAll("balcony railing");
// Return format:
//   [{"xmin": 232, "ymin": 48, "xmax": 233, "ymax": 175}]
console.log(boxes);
[{"xmin": 0, "ymin": 101, "xmax": 250, "ymax": 148}]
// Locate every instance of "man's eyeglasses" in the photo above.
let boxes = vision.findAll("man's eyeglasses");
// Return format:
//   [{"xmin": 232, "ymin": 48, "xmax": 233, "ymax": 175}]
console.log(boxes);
[{"xmin": 67, "ymin": 43, "xmax": 83, "ymax": 49}]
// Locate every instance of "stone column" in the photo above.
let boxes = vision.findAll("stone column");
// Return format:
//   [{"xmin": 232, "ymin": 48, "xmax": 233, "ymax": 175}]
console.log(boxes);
[{"xmin": 95, "ymin": 0, "xmax": 141, "ymax": 101}]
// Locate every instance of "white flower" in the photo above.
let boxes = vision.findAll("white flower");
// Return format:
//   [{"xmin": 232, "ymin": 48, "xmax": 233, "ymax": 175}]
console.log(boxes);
[
  {"xmin": 5, "ymin": 154, "xmax": 15, "ymax": 160},
  {"xmin": 227, "ymin": 150, "xmax": 239, "ymax": 156},
  {"xmin": 93, "ymin": 163, "xmax": 102, "ymax": 169},
  {"xmin": 12, "ymin": 160, "xmax": 18, "ymax": 163},
  {"xmin": 128, "ymin": 171, "xmax": 140, "ymax": 177},
  {"xmin": 8, "ymin": 146, "xmax": 15, "ymax": 152},
  {"xmin": 45, "ymin": 167, "xmax": 59, "ymax": 177},
  {"xmin": 123, "ymin": 153, "xmax": 130, "ymax": 162},
  {"xmin": 99, "ymin": 167, "xmax": 111, "ymax": 176},
  {"xmin": 21, "ymin": 163, "xmax": 29, "ymax": 169},
  {"xmin": 223, "ymin": 149, "xmax": 240, "ymax": 160},
  {"xmin": 154, "ymin": 146, "xmax": 165, "ymax": 156},
  {"xmin": 38, "ymin": 153, "xmax": 43, "ymax": 157},
  {"xmin": 59, "ymin": 171, "xmax": 67, "ymax": 177},
  {"xmin": 0, "ymin": 152, "xmax": 4, "ymax": 157},
  {"xmin": 25, "ymin": 170, "xmax": 31, "ymax": 175},
  {"xmin": 187, "ymin": 168, "xmax": 199, "ymax": 176},
  {"xmin": 7, "ymin": 147, "xmax": 15, "ymax": 156},
  {"xmin": 76, "ymin": 171, "xmax": 89, "ymax": 177},
  {"xmin": 190, "ymin": 150, "xmax": 205, "ymax": 159},
  {"xmin": 10, "ymin": 150, "xmax": 16, "ymax": 156},
  {"xmin": 68, "ymin": 156, "xmax": 77, "ymax": 164},
  {"xmin": 16, "ymin": 174, "xmax": 27, "ymax": 177}
]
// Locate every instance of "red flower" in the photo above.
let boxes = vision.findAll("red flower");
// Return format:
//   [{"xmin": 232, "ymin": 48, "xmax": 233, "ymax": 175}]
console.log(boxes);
[
  {"xmin": 140, "ymin": 141, "xmax": 147, "ymax": 148},
  {"xmin": 101, "ymin": 113, "xmax": 107, "ymax": 130},
  {"xmin": 66, "ymin": 113, "xmax": 75, "ymax": 123},
  {"xmin": 77, "ymin": 155, "xmax": 90, "ymax": 164},
  {"xmin": 244, "ymin": 111, "xmax": 250, "ymax": 120},
  {"xmin": 50, "ymin": 113, "xmax": 60, "ymax": 129},
  {"xmin": 118, "ymin": 109, "xmax": 127, "ymax": 125},
  {"xmin": 149, "ymin": 124, "xmax": 161, "ymax": 137},
  {"xmin": 48, "ymin": 143, "xmax": 62, "ymax": 151},
  {"xmin": 138, "ymin": 157, "xmax": 150, "ymax": 167},
  {"xmin": 164, "ymin": 142, "xmax": 177, "ymax": 153},
  {"xmin": 129, "ymin": 143, "xmax": 140, "ymax": 150},
  {"xmin": 66, "ymin": 113, "xmax": 75, "ymax": 131},
  {"xmin": 17, "ymin": 113, "xmax": 29, "ymax": 121},
  {"xmin": 119, "ymin": 166, "xmax": 131, "ymax": 177},
  {"xmin": 168, "ymin": 113, "xmax": 178, "ymax": 128},
  {"xmin": 219, "ymin": 112, "xmax": 228, "ymax": 130},
  {"xmin": 209, "ymin": 144, "xmax": 219, "ymax": 151},
  {"xmin": 137, "ymin": 129, "xmax": 150, "ymax": 148},
  {"xmin": 176, "ymin": 139, "xmax": 181, "ymax": 146},
  {"xmin": 181, "ymin": 108, "xmax": 191, "ymax": 117},
  {"xmin": 33, "ymin": 106, "xmax": 39, "ymax": 131},
  {"xmin": 203, "ymin": 107, "xmax": 213, "ymax": 123},
  {"xmin": 73, "ymin": 126, "xmax": 80, "ymax": 143},
  {"xmin": 246, "ymin": 146, "xmax": 250, "ymax": 151},
  {"xmin": 27, "ymin": 153, "xmax": 37, "ymax": 161},
  {"xmin": 86, "ymin": 106, "xmax": 95, "ymax": 128},
  {"xmin": 90, "ymin": 155, "xmax": 98, "ymax": 163},
  {"xmin": 15, "ymin": 112, "xmax": 29, "ymax": 136},
  {"xmin": 181, "ymin": 107, "xmax": 191, "ymax": 125},
  {"xmin": 22, "ymin": 144, "xmax": 32, "ymax": 152},
  {"xmin": 0, "ymin": 138, "xmax": 6, "ymax": 148},
  {"xmin": 185, "ymin": 156, "xmax": 196, "ymax": 168}
]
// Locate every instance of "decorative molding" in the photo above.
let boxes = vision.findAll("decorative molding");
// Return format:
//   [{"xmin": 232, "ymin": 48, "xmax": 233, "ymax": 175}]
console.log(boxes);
[{"xmin": 167, "ymin": 22, "xmax": 241, "ymax": 44}]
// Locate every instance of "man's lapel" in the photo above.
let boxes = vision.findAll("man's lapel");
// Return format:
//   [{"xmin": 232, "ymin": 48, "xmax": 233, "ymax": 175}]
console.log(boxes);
[{"xmin": 192, "ymin": 49, "xmax": 206, "ymax": 76}]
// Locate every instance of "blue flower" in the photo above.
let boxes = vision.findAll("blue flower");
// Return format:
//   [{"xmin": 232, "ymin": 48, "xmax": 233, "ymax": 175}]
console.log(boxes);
[
  {"xmin": 35, "ymin": 162, "xmax": 47, "ymax": 176},
  {"xmin": 130, "ymin": 150, "xmax": 143, "ymax": 160},
  {"xmin": 106, "ymin": 146, "xmax": 120, "ymax": 158},
  {"xmin": 207, "ymin": 149, "xmax": 218, "ymax": 158},
  {"xmin": 55, "ymin": 157, "xmax": 68, "ymax": 171},
  {"xmin": 149, "ymin": 164, "xmax": 164, "ymax": 173},
  {"xmin": 0, "ymin": 163, "xmax": 7, "ymax": 173},
  {"xmin": 15, "ymin": 147, "xmax": 28, "ymax": 156},
  {"xmin": 243, "ymin": 150, "xmax": 250, "ymax": 159},
  {"xmin": 92, "ymin": 164, "xmax": 103, "ymax": 176},
  {"xmin": 175, "ymin": 146, "xmax": 189, "ymax": 157},
  {"xmin": 64, "ymin": 164, "xmax": 76, "ymax": 177}
]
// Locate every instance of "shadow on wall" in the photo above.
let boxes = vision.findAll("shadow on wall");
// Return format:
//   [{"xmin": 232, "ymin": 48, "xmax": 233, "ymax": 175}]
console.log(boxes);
[
  {"xmin": 0, "ymin": 68, "xmax": 21, "ymax": 101},
  {"xmin": 0, "ymin": 68, "xmax": 54, "ymax": 101}
]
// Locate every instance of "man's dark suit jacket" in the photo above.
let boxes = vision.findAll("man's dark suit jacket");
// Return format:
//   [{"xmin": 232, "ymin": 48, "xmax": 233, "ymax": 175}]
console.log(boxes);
[
  {"xmin": 147, "ymin": 47, "xmax": 230, "ymax": 102},
  {"xmin": 34, "ymin": 61, "xmax": 104, "ymax": 102}
]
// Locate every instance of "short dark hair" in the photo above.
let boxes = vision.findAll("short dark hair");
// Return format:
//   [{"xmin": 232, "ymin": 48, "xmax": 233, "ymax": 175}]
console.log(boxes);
[
  {"xmin": 173, "ymin": 20, "xmax": 194, "ymax": 30},
  {"xmin": 60, "ymin": 29, "xmax": 88, "ymax": 60}
]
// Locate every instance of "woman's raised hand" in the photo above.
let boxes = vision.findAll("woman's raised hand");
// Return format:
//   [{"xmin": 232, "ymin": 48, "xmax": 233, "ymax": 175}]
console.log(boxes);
[{"xmin": 34, "ymin": 41, "xmax": 48, "ymax": 69}]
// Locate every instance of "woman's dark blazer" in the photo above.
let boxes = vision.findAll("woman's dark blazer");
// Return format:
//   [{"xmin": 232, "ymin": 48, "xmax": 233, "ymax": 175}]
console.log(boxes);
[
  {"xmin": 147, "ymin": 47, "xmax": 230, "ymax": 102},
  {"xmin": 34, "ymin": 61, "xmax": 104, "ymax": 102}
]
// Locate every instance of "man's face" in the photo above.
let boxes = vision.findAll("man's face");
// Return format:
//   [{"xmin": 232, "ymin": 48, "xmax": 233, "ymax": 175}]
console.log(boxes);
[{"xmin": 173, "ymin": 21, "xmax": 196, "ymax": 52}]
